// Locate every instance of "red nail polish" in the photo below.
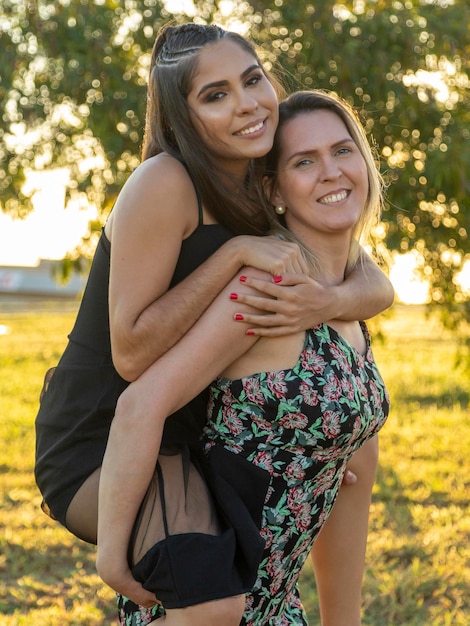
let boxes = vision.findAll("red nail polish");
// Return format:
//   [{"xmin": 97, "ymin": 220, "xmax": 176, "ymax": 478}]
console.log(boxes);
[
  {"xmin": 273, "ymin": 275, "xmax": 283, "ymax": 283},
  {"xmin": 230, "ymin": 293, "xmax": 238, "ymax": 300},
  {"xmin": 239, "ymin": 275, "xmax": 247, "ymax": 283},
  {"xmin": 246, "ymin": 330, "xmax": 254, "ymax": 335},
  {"xmin": 234, "ymin": 313, "xmax": 244, "ymax": 321}
]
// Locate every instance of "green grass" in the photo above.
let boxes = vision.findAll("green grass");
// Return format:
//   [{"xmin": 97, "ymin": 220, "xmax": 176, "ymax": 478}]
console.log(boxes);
[{"xmin": 1, "ymin": 305, "xmax": 468, "ymax": 625}]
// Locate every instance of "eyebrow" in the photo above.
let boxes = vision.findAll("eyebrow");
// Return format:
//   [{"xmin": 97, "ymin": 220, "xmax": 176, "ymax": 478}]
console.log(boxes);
[
  {"xmin": 196, "ymin": 63, "xmax": 261, "ymax": 98},
  {"xmin": 285, "ymin": 137, "xmax": 355, "ymax": 164}
]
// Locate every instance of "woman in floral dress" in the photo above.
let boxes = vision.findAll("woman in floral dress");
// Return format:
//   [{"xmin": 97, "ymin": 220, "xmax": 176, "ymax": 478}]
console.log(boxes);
[{"xmin": 199, "ymin": 89, "xmax": 390, "ymax": 624}]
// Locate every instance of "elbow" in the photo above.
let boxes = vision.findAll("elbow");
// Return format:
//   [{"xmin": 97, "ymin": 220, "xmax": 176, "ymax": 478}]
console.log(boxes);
[
  {"xmin": 114, "ymin": 359, "xmax": 141, "ymax": 383},
  {"xmin": 112, "ymin": 343, "xmax": 147, "ymax": 382}
]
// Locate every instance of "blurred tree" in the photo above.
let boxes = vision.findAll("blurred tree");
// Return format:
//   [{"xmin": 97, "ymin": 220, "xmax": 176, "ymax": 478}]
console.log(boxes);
[
  {"xmin": 206, "ymin": 0, "xmax": 470, "ymax": 352},
  {"xmin": 0, "ymin": 0, "xmax": 176, "ymax": 219},
  {"xmin": 0, "ymin": 0, "xmax": 469, "ymax": 349}
]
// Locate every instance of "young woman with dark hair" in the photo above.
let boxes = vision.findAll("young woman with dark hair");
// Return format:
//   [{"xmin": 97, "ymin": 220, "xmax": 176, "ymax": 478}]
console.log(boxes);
[{"xmin": 34, "ymin": 23, "xmax": 393, "ymax": 626}]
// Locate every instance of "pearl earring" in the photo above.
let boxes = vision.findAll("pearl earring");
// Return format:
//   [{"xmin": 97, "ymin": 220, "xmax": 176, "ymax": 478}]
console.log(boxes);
[{"xmin": 275, "ymin": 204, "xmax": 286, "ymax": 215}]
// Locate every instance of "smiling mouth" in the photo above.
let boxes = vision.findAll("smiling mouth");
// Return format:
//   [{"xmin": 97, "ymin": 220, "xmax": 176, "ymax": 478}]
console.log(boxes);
[
  {"xmin": 319, "ymin": 190, "xmax": 349, "ymax": 204},
  {"xmin": 234, "ymin": 121, "xmax": 264, "ymax": 136}
]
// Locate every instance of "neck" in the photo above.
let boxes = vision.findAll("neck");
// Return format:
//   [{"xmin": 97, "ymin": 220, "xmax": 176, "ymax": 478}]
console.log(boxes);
[{"xmin": 298, "ymin": 231, "xmax": 352, "ymax": 285}]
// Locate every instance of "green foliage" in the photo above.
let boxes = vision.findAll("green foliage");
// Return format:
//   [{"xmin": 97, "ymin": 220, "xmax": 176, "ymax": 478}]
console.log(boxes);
[
  {"xmin": 0, "ymin": 305, "xmax": 469, "ymax": 624},
  {"xmin": 0, "ymin": 1, "xmax": 469, "ymax": 335},
  {"xmin": 239, "ymin": 0, "xmax": 470, "ymax": 334}
]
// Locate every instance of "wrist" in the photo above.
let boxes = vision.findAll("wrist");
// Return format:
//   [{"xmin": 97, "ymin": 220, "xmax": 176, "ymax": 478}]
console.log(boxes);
[
  {"xmin": 221, "ymin": 236, "xmax": 249, "ymax": 271},
  {"xmin": 328, "ymin": 283, "xmax": 344, "ymax": 321}
]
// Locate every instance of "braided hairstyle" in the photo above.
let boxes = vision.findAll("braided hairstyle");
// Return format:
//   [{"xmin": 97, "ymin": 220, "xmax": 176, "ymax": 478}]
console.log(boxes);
[{"xmin": 142, "ymin": 23, "xmax": 284, "ymax": 235}]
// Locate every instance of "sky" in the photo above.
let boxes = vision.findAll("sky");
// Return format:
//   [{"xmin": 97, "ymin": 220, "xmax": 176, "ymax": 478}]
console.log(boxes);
[{"xmin": 0, "ymin": 171, "xmax": 97, "ymax": 267}]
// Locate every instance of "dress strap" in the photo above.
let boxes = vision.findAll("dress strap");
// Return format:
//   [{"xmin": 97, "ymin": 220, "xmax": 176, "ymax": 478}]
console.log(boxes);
[{"xmin": 179, "ymin": 160, "xmax": 203, "ymax": 226}]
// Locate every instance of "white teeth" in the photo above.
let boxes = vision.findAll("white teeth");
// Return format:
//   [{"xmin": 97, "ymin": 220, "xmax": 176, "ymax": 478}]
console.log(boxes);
[
  {"xmin": 236, "ymin": 121, "xmax": 263, "ymax": 136},
  {"xmin": 320, "ymin": 190, "xmax": 348, "ymax": 204}
]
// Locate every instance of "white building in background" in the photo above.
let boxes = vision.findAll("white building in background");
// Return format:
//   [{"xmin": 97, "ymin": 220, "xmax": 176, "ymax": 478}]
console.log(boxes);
[{"xmin": 0, "ymin": 260, "xmax": 86, "ymax": 299}]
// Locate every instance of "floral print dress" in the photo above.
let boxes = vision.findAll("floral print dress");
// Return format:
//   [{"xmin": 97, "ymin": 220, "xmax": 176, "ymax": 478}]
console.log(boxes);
[
  {"xmin": 203, "ymin": 322, "xmax": 389, "ymax": 625},
  {"xmin": 118, "ymin": 322, "xmax": 389, "ymax": 625}
]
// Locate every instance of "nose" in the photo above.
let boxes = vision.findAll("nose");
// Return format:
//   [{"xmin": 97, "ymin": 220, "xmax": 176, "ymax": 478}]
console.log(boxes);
[
  {"xmin": 319, "ymin": 156, "xmax": 341, "ymax": 180},
  {"xmin": 236, "ymin": 90, "xmax": 259, "ymax": 115}
]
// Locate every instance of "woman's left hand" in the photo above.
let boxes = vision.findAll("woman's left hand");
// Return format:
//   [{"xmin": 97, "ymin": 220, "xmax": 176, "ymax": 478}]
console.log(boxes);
[{"xmin": 230, "ymin": 273, "xmax": 341, "ymax": 336}]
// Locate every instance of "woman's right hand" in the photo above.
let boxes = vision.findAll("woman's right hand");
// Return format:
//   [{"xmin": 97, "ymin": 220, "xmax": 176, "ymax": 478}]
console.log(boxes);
[
  {"xmin": 96, "ymin": 554, "xmax": 159, "ymax": 608},
  {"xmin": 231, "ymin": 235, "xmax": 309, "ymax": 276}
]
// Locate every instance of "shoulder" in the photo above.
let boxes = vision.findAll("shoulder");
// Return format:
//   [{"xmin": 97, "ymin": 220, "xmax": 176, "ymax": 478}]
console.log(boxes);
[
  {"xmin": 126, "ymin": 154, "xmax": 196, "ymax": 199},
  {"xmin": 108, "ymin": 154, "xmax": 199, "ymax": 238}
]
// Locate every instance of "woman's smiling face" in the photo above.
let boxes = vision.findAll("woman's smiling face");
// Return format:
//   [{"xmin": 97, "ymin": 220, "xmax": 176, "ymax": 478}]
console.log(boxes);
[
  {"xmin": 273, "ymin": 108, "xmax": 369, "ymax": 243},
  {"xmin": 187, "ymin": 38, "xmax": 279, "ymax": 179}
]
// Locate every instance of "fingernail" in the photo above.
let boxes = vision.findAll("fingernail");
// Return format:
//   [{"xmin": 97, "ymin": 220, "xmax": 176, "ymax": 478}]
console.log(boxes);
[
  {"xmin": 234, "ymin": 313, "xmax": 244, "ymax": 321},
  {"xmin": 230, "ymin": 293, "xmax": 238, "ymax": 300},
  {"xmin": 246, "ymin": 330, "xmax": 254, "ymax": 335},
  {"xmin": 273, "ymin": 275, "xmax": 283, "ymax": 283},
  {"xmin": 239, "ymin": 275, "xmax": 247, "ymax": 283}
]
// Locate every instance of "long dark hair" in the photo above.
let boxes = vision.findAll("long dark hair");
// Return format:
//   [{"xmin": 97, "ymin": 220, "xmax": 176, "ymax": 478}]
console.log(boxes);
[{"xmin": 142, "ymin": 23, "xmax": 284, "ymax": 235}]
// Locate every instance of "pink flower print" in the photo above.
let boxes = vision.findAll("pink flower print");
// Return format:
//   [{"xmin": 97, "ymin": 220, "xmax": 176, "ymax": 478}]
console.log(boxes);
[
  {"xmin": 322, "ymin": 410, "xmax": 341, "ymax": 438},
  {"xmin": 290, "ymin": 536, "xmax": 313, "ymax": 562},
  {"xmin": 294, "ymin": 501, "xmax": 312, "ymax": 532},
  {"xmin": 324, "ymin": 372, "xmax": 342, "ymax": 402},
  {"xmin": 251, "ymin": 413, "xmax": 273, "ymax": 432},
  {"xmin": 222, "ymin": 387, "xmax": 235, "ymax": 406},
  {"xmin": 243, "ymin": 377, "xmax": 265, "ymax": 404},
  {"xmin": 266, "ymin": 549, "xmax": 283, "ymax": 578},
  {"xmin": 341, "ymin": 377, "xmax": 355, "ymax": 400},
  {"xmin": 270, "ymin": 569, "xmax": 285, "ymax": 595},
  {"xmin": 317, "ymin": 505, "xmax": 330, "ymax": 528},
  {"xmin": 222, "ymin": 405, "xmax": 243, "ymax": 435},
  {"xmin": 357, "ymin": 352, "xmax": 366, "ymax": 369},
  {"xmin": 352, "ymin": 415, "xmax": 362, "ymax": 438},
  {"xmin": 355, "ymin": 375, "xmax": 368, "ymax": 399},
  {"xmin": 313, "ymin": 466, "xmax": 336, "ymax": 497},
  {"xmin": 267, "ymin": 370, "xmax": 288, "ymax": 399},
  {"xmin": 370, "ymin": 380, "xmax": 382, "ymax": 408},
  {"xmin": 260, "ymin": 525, "xmax": 274, "ymax": 549},
  {"xmin": 253, "ymin": 450, "xmax": 274, "ymax": 474},
  {"xmin": 301, "ymin": 347, "xmax": 326, "ymax": 374},
  {"xmin": 329, "ymin": 342, "xmax": 351, "ymax": 371},
  {"xmin": 300, "ymin": 381, "xmax": 319, "ymax": 406},
  {"xmin": 207, "ymin": 393, "xmax": 215, "ymax": 417},
  {"xmin": 279, "ymin": 411, "xmax": 308, "ymax": 429},
  {"xmin": 285, "ymin": 460, "xmax": 306, "ymax": 481},
  {"xmin": 287, "ymin": 485, "xmax": 305, "ymax": 512}
]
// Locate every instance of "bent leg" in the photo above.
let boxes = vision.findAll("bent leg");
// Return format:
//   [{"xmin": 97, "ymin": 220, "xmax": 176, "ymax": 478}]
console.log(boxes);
[
  {"xmin": 129, "ymin": 452, "xmax": 246, "ymax": 625},
  {"xmin": 310, "ymin": 436, "xmax": 379, "ymax": 626},
  {"xmin": 65, "ymin": 467, "xmax": 101, "ymax": 544}
]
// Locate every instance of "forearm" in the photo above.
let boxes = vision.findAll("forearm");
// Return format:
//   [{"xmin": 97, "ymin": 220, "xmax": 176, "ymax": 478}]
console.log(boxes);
[
  {"xmin": 335, "ymin": 253, "xmax": 394, "ymax": 322},
  {"xmin": 310, "ymin": 436, "xmax": 379, "ymax": 626},
  {"xmin": 113, "ymin": 238, "xmax": 245, "ymax": 380}
]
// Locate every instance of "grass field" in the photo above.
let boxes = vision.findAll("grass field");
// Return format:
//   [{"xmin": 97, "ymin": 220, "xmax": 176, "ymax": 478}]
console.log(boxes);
[{"xmin": 0, "ymin": 304, "xmax": 468, "ymax": 625}]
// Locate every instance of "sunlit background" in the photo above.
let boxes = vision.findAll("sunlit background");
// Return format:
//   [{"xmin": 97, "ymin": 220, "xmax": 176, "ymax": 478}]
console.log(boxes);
[
  {"xmin": 0, "ymin": 171, "xmax": 442, "ymax": 305},
  {"xmin": 0, "ymin": 0, "xmax": 468, "ymax": 306}
]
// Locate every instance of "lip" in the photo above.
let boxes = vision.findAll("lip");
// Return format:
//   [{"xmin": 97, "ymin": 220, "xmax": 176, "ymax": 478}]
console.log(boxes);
[
  {"xmin": 318, "ymin": 189, "xmax": 350, "ymax": 205},
  {"xmin": 233, "ymin": 118, "xmax": 266, "ymax": 137}
]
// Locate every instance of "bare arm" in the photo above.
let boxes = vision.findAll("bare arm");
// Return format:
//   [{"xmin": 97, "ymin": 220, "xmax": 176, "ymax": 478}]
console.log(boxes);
[
  {"xmin": 107, "ymin": 155, "xmax": 308, "ymax": 381},
  {"xmin": 97, "ymin": 268, "xmax": 265, "ymax": 600},
  {"xmin": 230, "ymin": 249, "xmax": 394, "ymax": 336},
  {"xmin": 310, "ymin": 436, "xmax": 379, "ymax": 626}
]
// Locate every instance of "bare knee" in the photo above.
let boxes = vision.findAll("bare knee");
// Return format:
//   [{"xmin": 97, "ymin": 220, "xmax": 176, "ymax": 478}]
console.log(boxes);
[{"xmin": 164, "ymin": 594, "xmax": 245, "ymax": 626}]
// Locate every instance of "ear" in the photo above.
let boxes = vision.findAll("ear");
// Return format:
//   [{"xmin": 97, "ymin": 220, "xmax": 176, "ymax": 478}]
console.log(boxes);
[{"xmin": 262, "ymin": 175, "xmax": 284, "ymax": 206}]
